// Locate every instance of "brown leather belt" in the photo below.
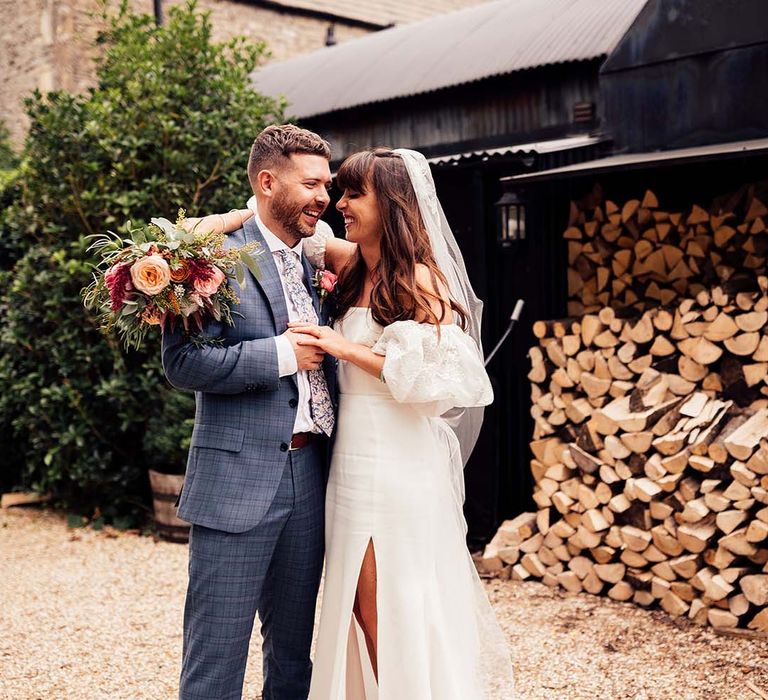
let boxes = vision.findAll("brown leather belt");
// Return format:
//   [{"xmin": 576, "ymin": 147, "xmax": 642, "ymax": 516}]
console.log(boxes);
[{"xmin": 289, "ymin": 432, "xmax": 314, "ymax": 450}]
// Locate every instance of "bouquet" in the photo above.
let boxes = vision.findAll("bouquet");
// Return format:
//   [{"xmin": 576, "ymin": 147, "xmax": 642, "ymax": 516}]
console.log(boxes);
[{"xmin": 83, "ymin": 210, "xmax": 262, "ymax": 350}]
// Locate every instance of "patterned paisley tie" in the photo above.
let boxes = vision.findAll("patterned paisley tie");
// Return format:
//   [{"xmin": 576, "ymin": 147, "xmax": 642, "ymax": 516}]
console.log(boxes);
[{"xmin": 275, "ymin": 249, "xmax": 335, "ymax": 436}]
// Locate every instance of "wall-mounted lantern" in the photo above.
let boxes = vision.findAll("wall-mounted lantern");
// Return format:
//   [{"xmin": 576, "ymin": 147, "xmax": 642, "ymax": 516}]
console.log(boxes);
[{"xmin": 495, "ymin": 190, "xmax": 526, "ymax": 246}]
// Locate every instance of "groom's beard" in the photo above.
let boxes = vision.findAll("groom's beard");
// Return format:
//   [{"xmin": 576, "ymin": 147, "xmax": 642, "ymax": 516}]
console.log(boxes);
[{"xmin": 271, "ymin": 190, "xmax": 317, "ymax": 240}]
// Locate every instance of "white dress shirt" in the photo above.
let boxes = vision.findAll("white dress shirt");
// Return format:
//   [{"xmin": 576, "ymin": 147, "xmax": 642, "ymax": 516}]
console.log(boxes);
[{"xmin": 247, "ymin": 198, "xmax": 319, "ymax": 435}]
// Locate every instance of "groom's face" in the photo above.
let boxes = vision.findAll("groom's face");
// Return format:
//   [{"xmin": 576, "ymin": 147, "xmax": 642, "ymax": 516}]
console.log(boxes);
[{"xmin": 269, "ymin": 154, "xmax": 332, "ymax": 241}]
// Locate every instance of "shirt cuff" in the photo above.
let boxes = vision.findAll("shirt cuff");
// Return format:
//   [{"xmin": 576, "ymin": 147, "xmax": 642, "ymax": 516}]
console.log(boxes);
[{"xmin": 274, "ymin": 335, "xmax": 298, "ymax": 377}]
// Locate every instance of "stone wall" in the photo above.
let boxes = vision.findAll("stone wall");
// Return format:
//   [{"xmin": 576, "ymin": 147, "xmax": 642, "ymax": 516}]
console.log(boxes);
[{"xmin": 0, "ymin": 0, "xmax": 488, "ymax": 149}]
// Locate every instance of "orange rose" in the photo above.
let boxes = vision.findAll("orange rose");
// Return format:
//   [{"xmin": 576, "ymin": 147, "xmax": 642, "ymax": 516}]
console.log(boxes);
[
  {"xmin": 130, "ymin": 254, "xmax": 171, "ymax": 296},
  {"xmin": 170, "ymin": 260, "xmax": 189, "ymax": 282}
]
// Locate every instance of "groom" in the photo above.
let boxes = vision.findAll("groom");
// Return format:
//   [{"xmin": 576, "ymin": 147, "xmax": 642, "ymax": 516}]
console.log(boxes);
[{"xmin": 162, "ymin": 124, "xmax": 337, "ymax": 700}]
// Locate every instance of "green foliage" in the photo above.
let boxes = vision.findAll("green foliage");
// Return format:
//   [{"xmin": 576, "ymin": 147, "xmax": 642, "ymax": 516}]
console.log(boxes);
[
  {"xmin": 0, "ymin": 122, "xmax": 17, "ymax": 173},
  {"xmin": 141, "ymin": 390, "xmax": 196, "ymax": 474},
  {"xmin": 0, "ymin": 1, "xmax": 285, "ymax": 514}
]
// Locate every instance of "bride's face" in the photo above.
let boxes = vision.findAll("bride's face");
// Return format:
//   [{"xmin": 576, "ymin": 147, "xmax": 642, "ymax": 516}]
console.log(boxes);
[{"xmin": 336, "ymin": 182, "xmax": 382, "ymax": 245}]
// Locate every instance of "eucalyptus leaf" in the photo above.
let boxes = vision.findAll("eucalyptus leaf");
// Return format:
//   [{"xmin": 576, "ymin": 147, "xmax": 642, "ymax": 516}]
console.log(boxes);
[
  {"xmin": 166, "ymin": 228, "xmax": 194, "ymax": 244},
  {"xmin": 149, "ymin": 217, "xmax": 175, "ymax": 235},
  {"xmin": 240, "ymin": 251, "xmax": 261, "ymax": 280}
]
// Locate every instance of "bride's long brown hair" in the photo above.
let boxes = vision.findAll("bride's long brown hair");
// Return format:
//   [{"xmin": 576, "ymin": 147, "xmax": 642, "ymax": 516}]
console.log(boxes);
[{"xmin": 334, "ymin": 148, "xmax": 468, "ymax": 329}]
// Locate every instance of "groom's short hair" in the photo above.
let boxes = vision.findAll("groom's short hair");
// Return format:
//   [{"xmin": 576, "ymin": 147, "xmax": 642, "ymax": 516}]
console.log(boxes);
[{"xmin": 248, "ymin": 125, "xmax": 331, "ymax": 184}]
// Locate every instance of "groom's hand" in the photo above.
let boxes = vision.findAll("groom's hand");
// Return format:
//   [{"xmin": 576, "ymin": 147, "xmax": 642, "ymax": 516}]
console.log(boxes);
[{"xmin": 283, "ymin": 329, "xmax": 326, "ymax": 371}]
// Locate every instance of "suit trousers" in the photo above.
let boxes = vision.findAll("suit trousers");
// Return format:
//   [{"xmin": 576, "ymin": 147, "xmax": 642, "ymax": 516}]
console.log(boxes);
[{"xmin": 179, "ymin": 440, "xmax": 325, "ymax": 700}]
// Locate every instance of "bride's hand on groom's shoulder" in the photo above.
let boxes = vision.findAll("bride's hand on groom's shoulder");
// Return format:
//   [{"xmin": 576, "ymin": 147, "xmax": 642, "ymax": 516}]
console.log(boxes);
[
  {"xmin": 289, "ymin": 322, "xmax": 351, "ymax": 361},
  {"xmin": 180, "ymin": 210, "xmax": 253, "ymax": 234}
]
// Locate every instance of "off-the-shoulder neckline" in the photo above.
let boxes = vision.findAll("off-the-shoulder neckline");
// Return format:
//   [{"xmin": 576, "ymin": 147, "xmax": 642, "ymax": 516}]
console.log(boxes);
[{"xmin": 344, "ymin": 308, "xmax": 459, "ymax": 328}]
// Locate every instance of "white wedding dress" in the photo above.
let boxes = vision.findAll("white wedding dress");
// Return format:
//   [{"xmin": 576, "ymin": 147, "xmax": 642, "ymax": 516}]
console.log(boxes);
[{"xmin": 307, "ymin": 307, "xmax": 515, "ymax": 700}]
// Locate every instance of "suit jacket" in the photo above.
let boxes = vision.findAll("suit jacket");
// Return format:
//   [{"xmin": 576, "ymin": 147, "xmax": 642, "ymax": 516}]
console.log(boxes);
[{"xmin": 162, "ymin": 216, "xmax": 338, "ymax": 533}]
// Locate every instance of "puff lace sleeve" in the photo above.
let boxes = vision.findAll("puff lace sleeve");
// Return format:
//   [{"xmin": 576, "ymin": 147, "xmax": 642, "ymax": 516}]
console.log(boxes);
[
  {"xmin": 371, "ymin": 320, "xmax": 493, "ymax": 409},
  {"xmin": 303, "ymin": 220, "xmax": 335, "ymax": 269}
]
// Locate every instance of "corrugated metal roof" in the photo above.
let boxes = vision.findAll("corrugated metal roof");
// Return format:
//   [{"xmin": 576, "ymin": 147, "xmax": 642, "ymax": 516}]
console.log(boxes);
[
  {"xmin": 251, "ymin": 0, "xmax": 648, "ymax": 118},
  {"xmin": 505, "ymin": 137, "xmax": 768, "ymax": 182},
  {"xmin": 262, "ymin": 0, "xmax": 493, "ymax": 28},
  {"xmin": 427, "ymin": 134, "xmax": 605, "ymax": 165}
]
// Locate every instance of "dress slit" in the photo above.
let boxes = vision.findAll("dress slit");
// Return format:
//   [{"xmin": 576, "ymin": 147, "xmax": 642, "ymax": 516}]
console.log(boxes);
[
  {"xmin": 344, "ymin": 536, "xmax": 379, "ymax": 698},
  {"xmin": 352, "ymin": 538, "xmax": 378, "ymax": 677}
]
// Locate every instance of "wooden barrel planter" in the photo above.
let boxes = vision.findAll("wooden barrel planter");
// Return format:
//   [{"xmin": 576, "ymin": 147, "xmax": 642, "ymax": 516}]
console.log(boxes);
[{"xmin": 148, "ymin": 470, "xmax": 190, "ymax": 543}]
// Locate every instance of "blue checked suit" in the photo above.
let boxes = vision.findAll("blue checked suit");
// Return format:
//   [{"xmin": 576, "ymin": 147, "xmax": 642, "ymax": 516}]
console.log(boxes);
[{"xmin": 162, "ymin": 216, "xmax": 337, "ymax": 700}]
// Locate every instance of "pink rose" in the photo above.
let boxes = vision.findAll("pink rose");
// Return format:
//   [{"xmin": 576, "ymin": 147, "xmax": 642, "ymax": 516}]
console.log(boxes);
[
  {"xmin": 319, "ymin": 270, "xmax": 338, "ymax": 293},
  {"xmin": 130, "ymin": 254, "xmax": 171, "ymax": 296},
  {"xmin": 193, "ymin": 265, "xmax": 226, "ymax": 297}
]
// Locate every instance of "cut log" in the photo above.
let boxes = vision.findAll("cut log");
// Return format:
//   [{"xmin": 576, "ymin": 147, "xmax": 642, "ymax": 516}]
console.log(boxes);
[
  {"xmin": 678, "ymin": 337, "xmax": 723, "ymax": 365},
  {"xmin": 652, "ymin": 525, "xmax": 685, "ymax": 557},
  {"xmin": 725, "ymin": 410, "xmax": 768, "ymax": 460},
  {"xmin": 716, "ymin": 510, "xmax": 748, "ymax": 535},
  {"xmin": 677, "ymin": 522, "xmax": 716, "ymax": 553},
  {"xmin": 747, "ymin": 520, "xmax": 768, "ymax": 543},
  {"xmin": 669, "ymin": 554, "xmax": 699, "ymax": 579},
  {"xmin": 594, "ymin": 563, "xmax": 626, "ymax": 584},
  {"xmin": 708, "ymin": 609, "xmax": 738, "ymax": 628},
  {"xmin": 742, "ymin": 575, "xmax": 768, "ymax": 606},
  {"xmin": 661, "ymin": 592, "xmax": 690, "ymax": 617},
  {"xmin": 678, "ymin": 356, "xmax": 708, "ymax": 382},
  {"xmin": 735, "ymin": 311, "xmax": 768, "ymax": 332},
  {"xmin": 608, "ymin": 581, "xmax": 634, "ymax": 601},
  {"xmin": 620, "ymin": 526, "xmax": 652, "ymax": 552},
  {"xmin": 568, "ymin": 444, "xmax": 602, "ymax": 475},
  {"xmin": 620, "ymin": 431, "xmax": 654, "ymax": 454},
  {"xmin": 728, "ymin": 594, "xmax": 750, "ymax": 618},
  {"xmin": 521, "ymin": 552, "xmax": 547, "ymax": 578},
  {"xmin": 628, "ymin": 315, "xmax": 655, "ymax": 344},
  {"xmin": 703, "ymin": 312, "xmax": 739, "ymax": 342},
  {"xmin": 724, "ymin": 332, "xmax": 761, "ymax": 356},
  {"xmin": 748, "ymin": 608, "xmax": 768, "ymax": 632},
  {"xmin": 581, "ymin": 372, "xmax": 612, "ymax": 398},
  {"xmin": 704, "ymin": 574, "xmax": 735, "ymax": 601},
  {"xmin": 719, "ymin": 528, "xmax": 758, "ymax": 556}
]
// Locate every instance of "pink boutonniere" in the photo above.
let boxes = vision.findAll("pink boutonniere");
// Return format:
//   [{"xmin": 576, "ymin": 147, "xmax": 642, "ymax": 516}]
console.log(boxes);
[{"xmin": 312, "ymin": 269, "xmax": 338, "ymax": 306}]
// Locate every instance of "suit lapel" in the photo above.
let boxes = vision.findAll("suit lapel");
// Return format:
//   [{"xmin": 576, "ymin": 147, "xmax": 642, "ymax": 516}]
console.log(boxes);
[{"xmin": 243, "ymin": 217, "xmax": 290, "ymax": 332}]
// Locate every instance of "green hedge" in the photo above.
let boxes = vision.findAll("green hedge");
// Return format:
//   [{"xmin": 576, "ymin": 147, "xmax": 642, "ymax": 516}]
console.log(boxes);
[{"xmin": 0, "ymin": 1, "xmax": 285, "ymax": 518}]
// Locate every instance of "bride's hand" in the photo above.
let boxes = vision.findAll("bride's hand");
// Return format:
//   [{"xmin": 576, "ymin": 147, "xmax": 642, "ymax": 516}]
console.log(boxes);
[
  {"xmin": 181, "ymin": 209, "xmax": 253, "ymax": 234},
  {"xmin": 289, "ymin": 323, "xmax": 352, "ymax": 360}
]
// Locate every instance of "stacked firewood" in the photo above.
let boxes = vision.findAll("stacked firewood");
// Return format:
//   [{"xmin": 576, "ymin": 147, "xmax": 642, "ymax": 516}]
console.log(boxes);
[
  {"xmin": 483, "ymin": 278, "xmax": 768, "ymax": 631},
  {"xmin": 566, "ymin": 188, "xmax": 768, "ymax": 317}
]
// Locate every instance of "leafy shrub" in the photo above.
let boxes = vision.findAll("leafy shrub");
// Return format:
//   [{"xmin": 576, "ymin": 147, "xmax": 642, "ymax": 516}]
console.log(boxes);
[{"xmin": 0, "ymin": 1, "xmax": 285, "ymax": 514}]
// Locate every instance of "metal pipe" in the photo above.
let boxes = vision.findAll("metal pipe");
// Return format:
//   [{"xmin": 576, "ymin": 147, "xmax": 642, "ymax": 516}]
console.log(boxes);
[{"xmin": 484, "ymin": 299, "xmax": 525, "ymax": 367}]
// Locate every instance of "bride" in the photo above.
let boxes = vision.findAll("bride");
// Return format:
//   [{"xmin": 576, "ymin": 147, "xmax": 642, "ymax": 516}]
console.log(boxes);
[{"xmin": 193, "ymin": 147, "xmax": 513, "ymax": 699}]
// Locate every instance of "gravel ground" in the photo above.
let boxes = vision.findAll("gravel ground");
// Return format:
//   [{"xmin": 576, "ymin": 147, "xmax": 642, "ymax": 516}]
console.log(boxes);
[{"xmin": 2, "ymin": 507, "xmax": 767, "ymax": 700}]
